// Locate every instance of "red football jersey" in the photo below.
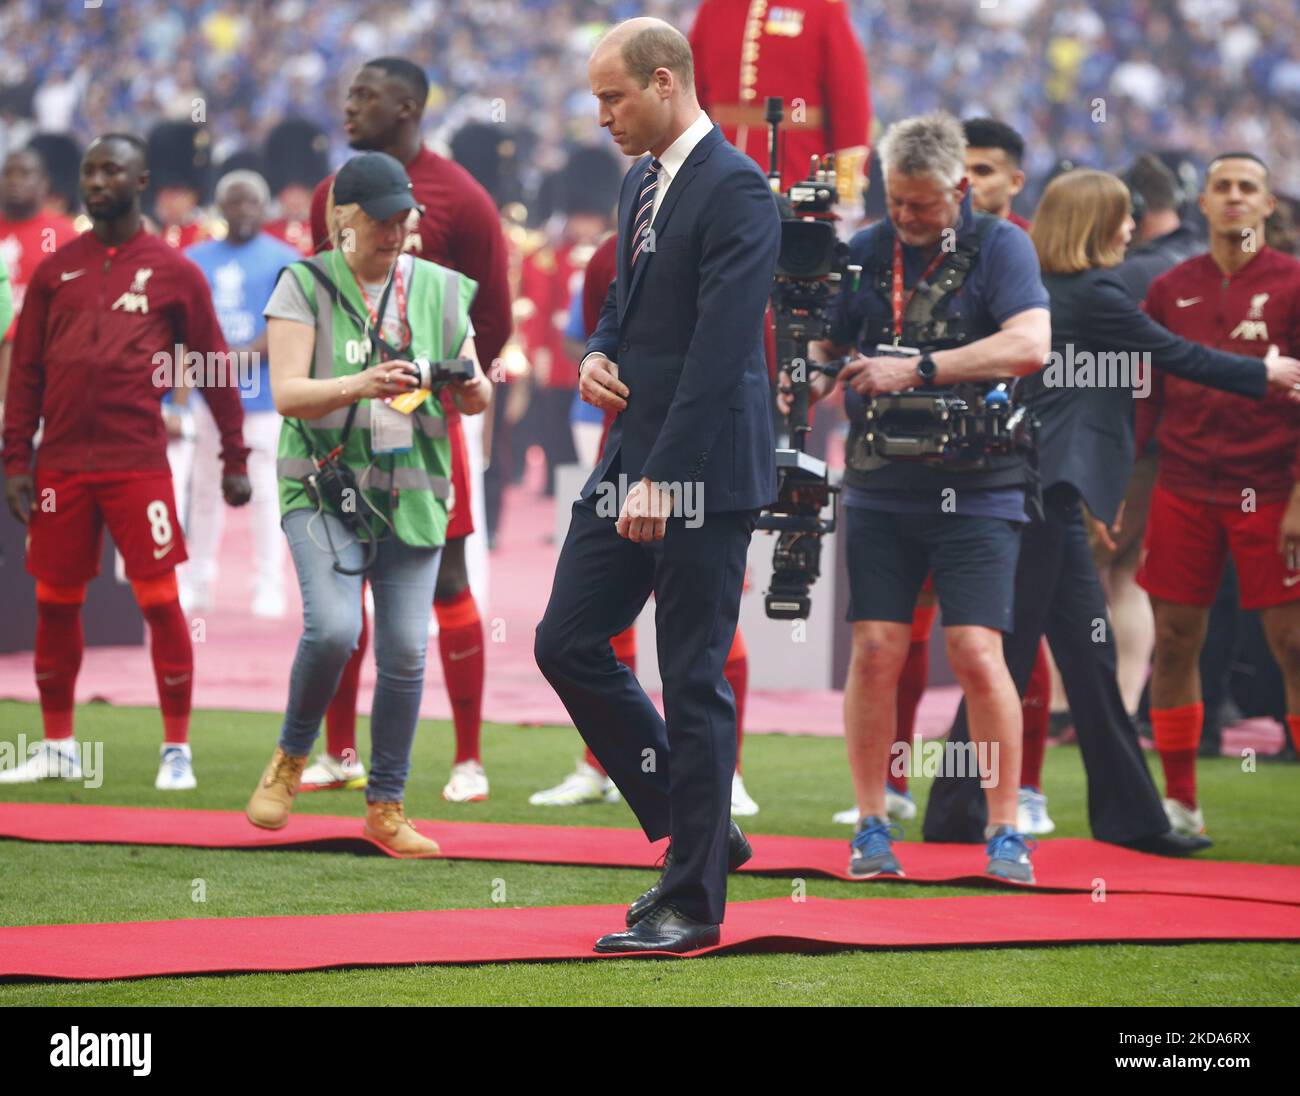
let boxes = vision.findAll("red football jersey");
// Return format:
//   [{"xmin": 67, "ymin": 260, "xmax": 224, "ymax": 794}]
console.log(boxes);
[
  {"xmin": 690, "ymin": 0, "xmax": 871, "ymax": 194},
  {"xmin": 1138, "ymin": 246, "xmax": 1300, "ymax": 505},
  {"xmin": 0, "ymin": 209, "xmax": 78, "ymax": 339},
  {"xmin": 2, "ymin": 228, "xmax": 249, "ymax": 477}
]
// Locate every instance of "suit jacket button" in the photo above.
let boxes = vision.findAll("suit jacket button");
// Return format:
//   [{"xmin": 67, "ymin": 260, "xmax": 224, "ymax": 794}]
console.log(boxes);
[{"xmin": 619, "ymin": 340, "xmax": 630, "ymax": 352}]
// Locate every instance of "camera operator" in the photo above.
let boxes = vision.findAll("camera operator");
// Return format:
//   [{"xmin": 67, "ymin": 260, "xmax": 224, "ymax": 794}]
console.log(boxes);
[
  {"xmin": 245, "ymin": 152, "xmax": 489, "ymax": 855},
  {"xmin": 804, "ymin": 112, "xmax": 1050, "ymax": 882}
]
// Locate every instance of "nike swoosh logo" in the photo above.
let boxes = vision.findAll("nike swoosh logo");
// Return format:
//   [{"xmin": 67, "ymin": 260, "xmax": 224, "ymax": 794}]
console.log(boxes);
[
  {"xmin": 1176, "ymin": 297, "xmax": 1202, "ymax": 308},
  {"xmin": 1284, "ymin": 574, "xmax": 1300, "ymax": 588},
  {"xmin": 163, "ymin": 674, "xmax": 190, "ymax": 686},
  {"xmin": 153, "ymin": 543, "xmax": 175, "ymax": 559},
  {"xmin": 448, "ymin": 647, "xmax": 482, "ymax": 661},
  {"xmin": 60, "ymin": 270, "xmax": 85, "ymax": 281}
]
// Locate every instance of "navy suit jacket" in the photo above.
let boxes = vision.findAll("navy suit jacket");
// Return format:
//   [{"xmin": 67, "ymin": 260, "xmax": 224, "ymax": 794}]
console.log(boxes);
[
  {"xmin": 583, "ymin": 124, "xmax": 781, "ymax": 513},
  {"xmin": 1023, "ymin": 267, "xmax": 1267, "ymax": 524}
]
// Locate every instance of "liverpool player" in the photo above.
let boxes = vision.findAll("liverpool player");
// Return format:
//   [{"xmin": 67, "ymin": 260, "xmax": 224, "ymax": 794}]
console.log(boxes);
[
  {"xmin": 0, "ymin": 147, "xmax": 79, "ymax": 411},
  {"xmin": 1, "ymin": 133, "xmax": 251, "ymax": 789},
  {"xmin": 962, "ymin": 118, "xmax": 1030, "ymax": 229},
  {"xmin": 304, "ymin": 57, "xmax": 511, "ymax": 802},
  {"xmin": 1137, "ymin": 152, "xmax": 1300, "ymax": 837}
]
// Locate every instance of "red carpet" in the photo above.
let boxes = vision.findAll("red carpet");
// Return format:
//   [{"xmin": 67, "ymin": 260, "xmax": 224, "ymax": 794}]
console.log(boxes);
[
  {"xmin": 2, "ymin": 893, "xmax": 1297, "ymax": 981},
  {"xmin": 3, "ymin": 802, "xmax": 1299, "ymax": 906}
]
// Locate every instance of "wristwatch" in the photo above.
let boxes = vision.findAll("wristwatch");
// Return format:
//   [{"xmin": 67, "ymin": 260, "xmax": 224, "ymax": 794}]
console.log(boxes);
[{"xmin": 916, "ymin": 354, "xmax": 938, "ymax": 387}]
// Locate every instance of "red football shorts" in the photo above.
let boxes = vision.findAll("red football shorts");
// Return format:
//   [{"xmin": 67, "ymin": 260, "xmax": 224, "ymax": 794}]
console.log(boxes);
[
  {"xmin": 26, "ymin": 469, "xmax": 188, "ymax": 584},
  {"xmin": 1137, "ymin": 482, "xmax": 1300, "ymax": 611},
  {"xmin": 445, "ymin": 411, "xmax": 473, "ymax": 541}
]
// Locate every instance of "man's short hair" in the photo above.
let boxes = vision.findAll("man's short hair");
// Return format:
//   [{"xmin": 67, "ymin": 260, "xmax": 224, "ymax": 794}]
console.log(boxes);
[
  {"xmin": 1206, "ymin": 150, "xmax": 1269, "ymax": 182},
  {"xmin": 878, "ymin": 112, "xmax": 966, "ymax": 190},
  {"xmin": 215, "ymin": 169, "xmax": 270, "ymax": 206},
  {"xmin": 962, "ymin": 117, "xmax": 1024, "ymax": 167},
  {"xmin": 1124, "ymin": 152, "xmax": 1179, "ymax": 214},
  {"xmin": 618, "ymin": 23, "xmax": 694, "ymax": 90},
  {"xmin": 364, "ymin": 57, "xmax": 430, "ymax": 110},
  {"xmin": 91, "ymin": 132, "xmax": 148, "ymax": 162}
]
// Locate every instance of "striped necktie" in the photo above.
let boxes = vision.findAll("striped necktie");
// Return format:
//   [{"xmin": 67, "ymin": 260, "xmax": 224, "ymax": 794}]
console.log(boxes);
[{"xmin": 629, "ymin": 158, "xmax": 662, "ymax": 268}]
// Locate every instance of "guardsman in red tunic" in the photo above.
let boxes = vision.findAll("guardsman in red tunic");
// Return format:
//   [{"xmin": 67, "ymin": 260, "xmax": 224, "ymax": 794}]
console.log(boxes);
[
  {"xmin": 263, "ymin": 119, "xmax": 331, "ymax": 258},
  {"xmin": 146, "ymin": 122, "xmax": 216, "ymax": 251},
  {"xmin": 690, "ymin": 0, "xmax": 871, "ymax": 202}
]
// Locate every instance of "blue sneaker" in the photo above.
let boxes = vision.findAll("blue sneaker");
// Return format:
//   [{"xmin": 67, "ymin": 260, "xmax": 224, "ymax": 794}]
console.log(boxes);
[
  {"xmin": 849, "ymin": 815, "xmax": 904, "ymax": 878},
  {"xmin": 985, "ymin": 825, "xmax": 1036, "ymax": 884}
]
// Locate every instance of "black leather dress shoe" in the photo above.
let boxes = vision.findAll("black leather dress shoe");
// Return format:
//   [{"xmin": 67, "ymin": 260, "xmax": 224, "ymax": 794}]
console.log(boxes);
[
  {"xmin": 1121, "ymin": 830, "xmax": 1213, "ymax": 857},
  {"xmin": 626, "ymin": 819, "xmax": 753, "ymax": 927},
  {"xmin": 595, "ymin": 904, "xmax": 720, "ymax": 953}
]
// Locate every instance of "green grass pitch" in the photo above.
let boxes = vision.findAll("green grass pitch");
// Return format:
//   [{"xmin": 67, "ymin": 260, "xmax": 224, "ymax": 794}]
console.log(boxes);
[{"xmin": 0, "ymin": 699, "xmax": 1297, "ymax": 1006}]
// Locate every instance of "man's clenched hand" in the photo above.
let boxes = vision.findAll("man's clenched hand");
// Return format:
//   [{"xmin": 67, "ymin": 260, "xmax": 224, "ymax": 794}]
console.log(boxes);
[{"xmin": 580, "ymin": 354, "xmax": 629, "ymax": 413}]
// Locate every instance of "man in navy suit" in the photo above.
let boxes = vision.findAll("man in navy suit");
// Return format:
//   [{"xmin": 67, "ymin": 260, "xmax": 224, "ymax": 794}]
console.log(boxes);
[{"xmin": 534, "ymin": 17, "xmax": 780, "ymax": 953}]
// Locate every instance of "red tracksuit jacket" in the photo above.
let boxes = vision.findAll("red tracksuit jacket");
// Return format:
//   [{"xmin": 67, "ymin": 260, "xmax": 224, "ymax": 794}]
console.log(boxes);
[
  {"xmin": 2, "ymin": 227, "xmax": 249, "ymax": 478},
  {"xmin": 1138, "ymin": 245, "xmax": 1300, "ymax": 506}
]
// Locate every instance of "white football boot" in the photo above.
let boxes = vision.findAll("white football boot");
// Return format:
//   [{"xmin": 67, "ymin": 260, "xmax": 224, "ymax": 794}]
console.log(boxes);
[
  {"xmin": 529, "ymin": 760, "xmax": 620, "ymax": 806},
  {"xmin": 443, "ymin": 759, "xmax": 489, "ymax": 802},
  {"xmin": 155, "ymin": 743, "xmax": 197, "ymax": 790}
]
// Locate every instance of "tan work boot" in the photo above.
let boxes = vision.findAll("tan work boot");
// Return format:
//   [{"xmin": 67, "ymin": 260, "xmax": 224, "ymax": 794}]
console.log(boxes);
[
  {"xmin": 247, "ymin": 747, "xmax": 309, "ymax": 829},
  {"xmin": 364, "ymin": 800, "xmax": 441, "ymax": 858}
]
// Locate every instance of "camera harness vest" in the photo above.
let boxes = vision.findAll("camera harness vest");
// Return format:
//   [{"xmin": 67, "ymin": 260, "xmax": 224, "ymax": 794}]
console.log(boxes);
[{"xmin": 844, "ymin": 211, "xmax": 1032, "ymax": 494}]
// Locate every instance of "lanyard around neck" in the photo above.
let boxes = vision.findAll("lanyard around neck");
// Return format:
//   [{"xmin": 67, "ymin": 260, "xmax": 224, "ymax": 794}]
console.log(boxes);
[{"xmin": 891, "ymin": 236, "xmax": 946, "ymax": 345}]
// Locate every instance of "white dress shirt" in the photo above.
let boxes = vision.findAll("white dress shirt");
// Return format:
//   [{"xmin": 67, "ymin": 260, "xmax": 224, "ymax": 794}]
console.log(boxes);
[{"xmin": 649, "ymin": 111, "xmax": 714, "ymax": 225}]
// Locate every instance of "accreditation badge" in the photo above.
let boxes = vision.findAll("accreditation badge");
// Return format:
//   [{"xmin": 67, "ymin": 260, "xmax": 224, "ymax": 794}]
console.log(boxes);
[{"xmin": 370, "ymin": 398, "xmax": 415, "ymax": 453}]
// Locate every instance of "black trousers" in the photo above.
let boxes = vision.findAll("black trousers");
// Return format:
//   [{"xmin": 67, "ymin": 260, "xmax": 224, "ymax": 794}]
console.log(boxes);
[
  {"xmin": 534, "ymin": 494, "xmax": 757, "ymax": 924},
  {"xmin": 923, "ymin": 483, "xmax": 1171, "ymax": 845}
]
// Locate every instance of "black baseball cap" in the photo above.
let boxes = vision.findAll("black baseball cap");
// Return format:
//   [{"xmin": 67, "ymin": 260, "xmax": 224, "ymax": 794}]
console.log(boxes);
[{"xmin": 334, "ymin": 151, "xmax": 422, "ymax": 220}]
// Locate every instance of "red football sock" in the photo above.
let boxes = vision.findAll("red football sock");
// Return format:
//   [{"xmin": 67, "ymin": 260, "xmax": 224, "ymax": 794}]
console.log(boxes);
[
  {"xmin": 1020, "ymin": 640, "xmax": 1051, "ymax": 790},
  {"xmin": 1287, "ymin": 714, "xmax": 1300, "ymax": 754},
  {"xmin": 325, "ymin": 595, "xmax": 368, "ymax": 760},
  {"xmin": 437, "ymin": 589, "xmax": 485, "ymax": 765},
  {"xmin": 891, "ymin": 604, "xmax": 938, "ymax": 793},
  {"xmin": 1152, "ymin": 702, "xmax": 1204, "ymax": 809},
  {"xmin": 34, "ymin": 588, "xmax": 85, "ymax": 740},
  {"xmin": 725, "ymin": 627, "xmax": 748, "ymax": 770},
  {"xmin": 138, "ymin": 595, "xmax": 193, "ymax": 745}
]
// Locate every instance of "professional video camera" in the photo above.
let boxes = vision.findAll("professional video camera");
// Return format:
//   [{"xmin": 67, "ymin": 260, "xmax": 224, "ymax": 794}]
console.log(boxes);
[
  {"xmin": 758, "ymin": 96, "xmax": 859, "ymax": 621},
  {"xmin": 847, "ymin": 377, "xmax": 1035, "ymax": 468}
]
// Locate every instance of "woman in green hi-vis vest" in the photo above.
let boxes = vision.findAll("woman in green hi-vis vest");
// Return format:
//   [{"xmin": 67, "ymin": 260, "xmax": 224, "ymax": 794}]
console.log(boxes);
[{"xmin": 245, "ymin": 152, "xmax": 490, "ymax": 856}]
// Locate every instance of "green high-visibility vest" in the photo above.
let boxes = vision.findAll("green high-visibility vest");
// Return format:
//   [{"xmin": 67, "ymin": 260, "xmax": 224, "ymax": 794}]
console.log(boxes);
[{"xmin": 275, "ymin": 250, "xmax": 478, "ymax": 548}]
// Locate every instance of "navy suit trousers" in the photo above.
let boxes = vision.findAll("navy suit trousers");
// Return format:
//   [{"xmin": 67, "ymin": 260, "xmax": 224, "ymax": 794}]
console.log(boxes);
[{"xmin": 535, "ymin": 492, "xmax": 757, "ymax": 924}]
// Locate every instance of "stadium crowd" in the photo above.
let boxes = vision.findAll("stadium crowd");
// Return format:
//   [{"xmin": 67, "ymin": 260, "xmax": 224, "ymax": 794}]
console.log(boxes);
[{"xmin": 1, "ymin": 0, "xmax": 1299, "ymax": 202}]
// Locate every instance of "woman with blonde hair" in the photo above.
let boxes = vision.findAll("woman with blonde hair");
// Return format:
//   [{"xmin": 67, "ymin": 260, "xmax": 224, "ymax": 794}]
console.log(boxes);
[
  {"xmin": 938, "ymin": 167, "xmax": 1300, "ymax": 854},
  {"xmin": 245, "ymin": 152, "xmax": 490, "ymax": 855}
]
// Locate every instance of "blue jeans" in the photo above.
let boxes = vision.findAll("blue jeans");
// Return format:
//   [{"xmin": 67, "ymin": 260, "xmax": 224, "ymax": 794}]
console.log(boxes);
[{"xmin": 279, "ymin": 508, "xmax": 442, "ymax": 803}]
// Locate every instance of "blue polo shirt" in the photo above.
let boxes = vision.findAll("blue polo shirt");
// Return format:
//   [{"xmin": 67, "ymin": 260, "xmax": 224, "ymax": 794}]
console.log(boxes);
[
  {"xmin": 829, "ymin": 193, "xmax": 1048, "ymax": 520},
  {"xmin": 186, "ymin": 233, "xmax": 302, "ymax": 412}
]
